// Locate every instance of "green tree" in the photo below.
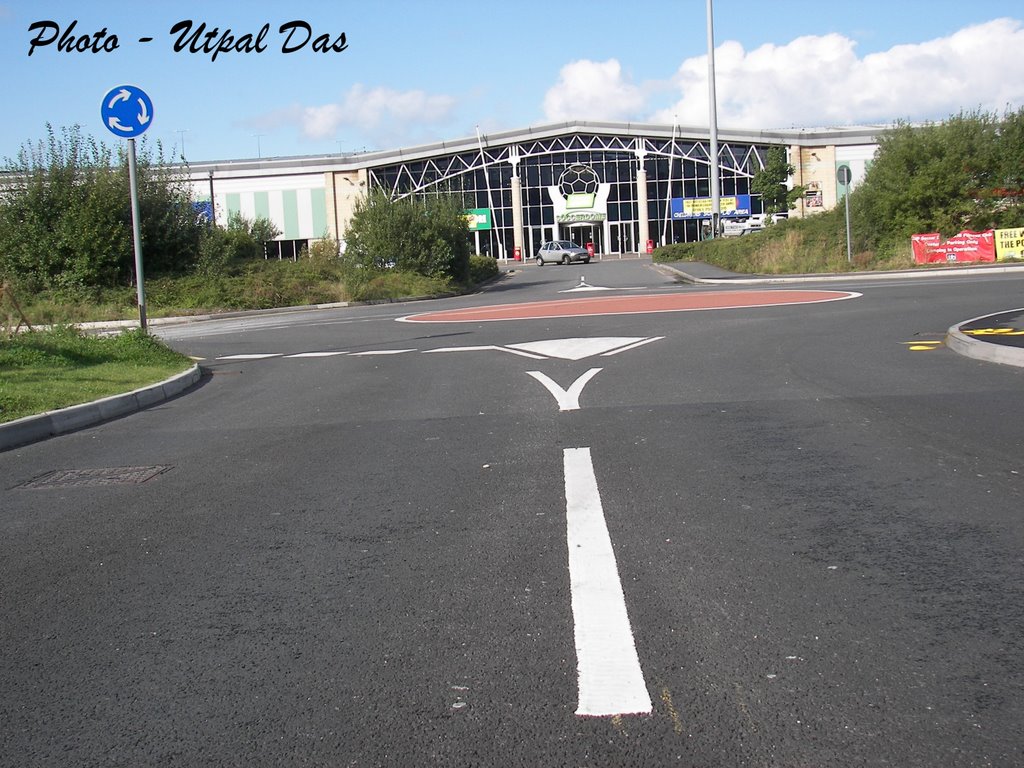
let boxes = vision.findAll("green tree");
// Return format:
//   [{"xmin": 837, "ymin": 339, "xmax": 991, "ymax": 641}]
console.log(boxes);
[
  {"xmin": 751, "ymin": 146, "xmax": 804, "ymax": 215},
  {"xmin": 194, "ymin": 212, "xmax": 281, "ymax": 275},
  {"xmin": 342, "ymin": 188, "xmax": 471, "ymax": 282},
  {"xmin": 852, "ymin": 109, "xmax": 1024, "ymax": 256},
  {"xmin": 0, "ymin": 124, "xmax": 206, "ymax": 296}
]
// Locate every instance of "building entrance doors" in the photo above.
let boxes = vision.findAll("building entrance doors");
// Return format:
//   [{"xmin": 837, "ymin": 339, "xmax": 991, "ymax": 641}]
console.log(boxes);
[{"xmin": 565, "ymin": 223, "xmax": 603, "ymax": 255}]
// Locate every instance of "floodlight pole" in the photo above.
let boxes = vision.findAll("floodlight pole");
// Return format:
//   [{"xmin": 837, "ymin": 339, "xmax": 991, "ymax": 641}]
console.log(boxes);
[{"xmin": 706, "ymin": 0, "xmax": 721, "ymax": 238}]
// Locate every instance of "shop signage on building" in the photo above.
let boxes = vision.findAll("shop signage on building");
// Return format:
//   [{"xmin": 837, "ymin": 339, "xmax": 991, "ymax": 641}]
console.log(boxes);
[
  {"xmin": 671, "ymin": 195, "xmax": 752, "ymax": 219},
  {"xmin": 464, "ymin": 208, "xmax": 492, "ymax": 231}
]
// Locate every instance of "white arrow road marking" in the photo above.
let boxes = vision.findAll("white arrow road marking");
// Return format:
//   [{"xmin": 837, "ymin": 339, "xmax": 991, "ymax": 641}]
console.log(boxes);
[
  {"xmin": 564, "ymin": 447, "xmax": 652, "ymax": 717},
  {"xmin": 561, "ymin": 276, "xmax": 611, "ymax": 293},
  {"xmin": 526, "ymin": 368, "xmax": 602, "ymax": 411},
  {"xmin": 509, "ymin": 337, "xmax": 658, "ymax": 360}
]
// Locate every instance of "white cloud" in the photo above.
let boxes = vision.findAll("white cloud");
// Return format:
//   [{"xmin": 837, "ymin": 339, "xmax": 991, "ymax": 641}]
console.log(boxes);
[
  {"xmin": 300, "ymin": 84, "xmax": 457, "ymax": 140},
  {"xmin": 250, "ymin": 85, "xmax": 458, "ymax": 149},
  {"xmin": 543, "ymin": 59, "xmax": 647, "ymax": 121},
  {"xmin": 541, "ymin": 19, "xmax": 1024, "ymax": 130}
]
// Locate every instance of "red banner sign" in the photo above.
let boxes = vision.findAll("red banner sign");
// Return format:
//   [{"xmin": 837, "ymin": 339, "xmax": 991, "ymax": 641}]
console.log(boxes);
[{"xmin": 911, "ymin": 230, "xmax": 996, "ymax": 264}]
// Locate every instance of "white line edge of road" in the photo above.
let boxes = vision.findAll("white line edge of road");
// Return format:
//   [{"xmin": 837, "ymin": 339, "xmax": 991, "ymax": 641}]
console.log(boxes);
[{"xmin": 564, "ymin": 447, "xmax": 653, "ymax": 717}]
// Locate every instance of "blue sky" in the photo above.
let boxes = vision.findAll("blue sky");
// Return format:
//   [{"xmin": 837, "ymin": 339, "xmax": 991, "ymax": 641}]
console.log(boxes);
[{"xmin": 2, "ymin": 1, "xmax": 1023, "ymax": 164}]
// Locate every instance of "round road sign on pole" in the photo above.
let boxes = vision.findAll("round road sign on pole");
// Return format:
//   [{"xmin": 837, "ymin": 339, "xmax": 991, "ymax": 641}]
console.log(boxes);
[
  {"xmin": 101, "ymin": 85, "xmax": 153, "ymax": 329},
  {"xmin": 101, "ymin": 85, "xmax": 154, "ymax": 139}
]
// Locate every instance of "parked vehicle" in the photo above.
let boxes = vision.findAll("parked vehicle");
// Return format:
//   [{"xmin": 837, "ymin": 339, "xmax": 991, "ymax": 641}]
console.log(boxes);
[{"xmin": 536, "ymin": 240, "xmax": 590, "ymax": 265}]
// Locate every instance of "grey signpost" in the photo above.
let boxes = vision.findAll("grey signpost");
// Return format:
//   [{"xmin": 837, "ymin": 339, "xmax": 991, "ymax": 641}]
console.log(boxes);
[
  {"xmin": 837, "ymin": 164, "xmax": 853, "ymax": 264},
  {"xmin": 101, "ymin": 85, "xmax": 154, "ymax": 330}
]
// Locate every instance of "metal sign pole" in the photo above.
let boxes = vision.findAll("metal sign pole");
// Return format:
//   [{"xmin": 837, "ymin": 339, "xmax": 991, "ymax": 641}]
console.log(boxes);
[
  {"xmin": 837, "ymin": 165, "xmax": 853, "ymax": 264},
  {"xmin": 127, "ymin": 138, "xmax": 147, "ymax": 330},
  {"xmin": 845, "ymin": 187, "xmax": 852, "ymax": 264},
  {"xmin": 102, "ymin": 85, "xmax": 154, "ymax": 331}
]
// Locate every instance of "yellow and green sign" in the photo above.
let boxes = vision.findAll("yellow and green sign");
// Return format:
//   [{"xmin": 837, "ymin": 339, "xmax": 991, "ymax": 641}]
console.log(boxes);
[{"xmin": 464, "ymin": 208, "xmax": 492, "ymax": 231}]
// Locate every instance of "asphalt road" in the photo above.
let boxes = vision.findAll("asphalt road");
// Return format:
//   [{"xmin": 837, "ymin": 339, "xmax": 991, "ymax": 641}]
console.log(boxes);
[{"xmin": 2, "ymin": 259, "xmax": 1023, "ymax": 767}]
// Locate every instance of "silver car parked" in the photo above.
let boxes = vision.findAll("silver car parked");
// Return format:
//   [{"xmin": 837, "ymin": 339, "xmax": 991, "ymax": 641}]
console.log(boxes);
[{"xmin": 536, "ymin": 240, "xmax": 591, "ymax": 265}]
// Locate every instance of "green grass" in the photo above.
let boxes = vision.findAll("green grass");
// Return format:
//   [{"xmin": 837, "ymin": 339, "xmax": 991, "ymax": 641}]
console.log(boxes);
[
  {"xmin": 5, "ymin": 257, "xmax": 473, "ymax": 324},
  {"xmin": 0, "ymin": 257, "xmax": 500, "ymax": 424},
  {"xmin": 0, "ymin": 326, "xmax": 194, "ymax": 424}
]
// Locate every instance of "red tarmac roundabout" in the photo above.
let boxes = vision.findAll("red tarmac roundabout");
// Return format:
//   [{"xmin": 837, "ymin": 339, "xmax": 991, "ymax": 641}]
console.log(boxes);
[{"xmin": 399, "ymin": 289, "xmax": 862, "ymax": 323}]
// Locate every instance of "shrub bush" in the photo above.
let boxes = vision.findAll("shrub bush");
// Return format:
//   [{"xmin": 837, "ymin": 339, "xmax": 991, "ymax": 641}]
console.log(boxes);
[{"xmin": 468, "ymin": 254, "xmax": 499, "ymax": 284}]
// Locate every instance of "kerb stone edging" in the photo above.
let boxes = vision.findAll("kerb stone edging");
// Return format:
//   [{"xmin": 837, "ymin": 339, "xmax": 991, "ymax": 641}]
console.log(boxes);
[{"xmin": 0, "ymin": 364, "xmax": 202, "ymax": 452}]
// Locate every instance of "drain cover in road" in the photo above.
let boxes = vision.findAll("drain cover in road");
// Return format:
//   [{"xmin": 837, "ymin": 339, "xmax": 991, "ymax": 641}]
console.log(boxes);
[{"xmin": 16, "ymin": 466, "xmax": 173, "ymax": 489}]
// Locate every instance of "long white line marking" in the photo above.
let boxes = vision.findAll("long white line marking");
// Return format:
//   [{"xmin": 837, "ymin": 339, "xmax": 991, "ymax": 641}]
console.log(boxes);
[
  {"xmin": 216, "ymin": 354, "xmax": 282, "ymax": 360},
  {"xmin": 600, "ymin": 336, "xmax": 665, "ymax": 356},
  {"xmin": 423, "ymin": 345, "xmax": 546, "ymax": 359},
  {"xmin": 348, "ymin": 349, "xmax": 415, "ymax": 356},
  {"xmin": 563, "ymin": 447, "xmax": 652, "ymax": 717},
  {"xmin": 527, "ymin": 369, "xmax": 602, "ymax": 411}
]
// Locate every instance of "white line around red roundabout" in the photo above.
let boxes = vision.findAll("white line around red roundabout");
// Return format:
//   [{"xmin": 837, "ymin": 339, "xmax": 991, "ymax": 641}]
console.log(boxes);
[{"xmin": 398, "ymin": 289, "xmax": 862, "ymax": 323}]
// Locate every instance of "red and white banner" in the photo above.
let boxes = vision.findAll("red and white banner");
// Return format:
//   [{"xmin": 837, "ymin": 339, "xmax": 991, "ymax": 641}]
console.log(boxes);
[{"xmin": 911, "ymin": 230, "xmax": 996, "ymax": 264}]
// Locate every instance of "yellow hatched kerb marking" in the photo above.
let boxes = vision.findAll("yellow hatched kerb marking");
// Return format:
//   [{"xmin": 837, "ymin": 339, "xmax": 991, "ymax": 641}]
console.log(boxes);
[
  {"xmin": 963, "ymin": 328, "xmax": 1024, "ymax": 336},
  {"xmin": 902, "ymin": 340, "xmax": 944, "ymax": 352}
]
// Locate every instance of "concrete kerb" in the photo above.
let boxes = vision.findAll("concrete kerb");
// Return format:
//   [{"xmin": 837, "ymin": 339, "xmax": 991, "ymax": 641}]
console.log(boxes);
[
  {"xmin": 0, "ymin": 364, "xmax": 202, "ymax": 452},
  {"xmin": 74, "ymin": 301, "xmax": 352, "ymax": 333},
  {"xmin": 1, "ymin": 274, "xmax": 515, "ymax": 450},
  {"xmin": 946, "ymin": 309, "xmax": 1024, "ymax": 370},
  {"xmin": 658, "ymin": 261, "xmax": 1024, "ymax": 286}
]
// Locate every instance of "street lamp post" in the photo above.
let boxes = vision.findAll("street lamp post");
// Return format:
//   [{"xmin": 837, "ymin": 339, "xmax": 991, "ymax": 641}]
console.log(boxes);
[{"xmin": 706, "ymin": 0, "xmax": 721, "ymax": 238}]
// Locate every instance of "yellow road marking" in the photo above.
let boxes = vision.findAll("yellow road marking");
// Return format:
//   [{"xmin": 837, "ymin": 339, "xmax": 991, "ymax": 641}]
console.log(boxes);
[
  {"xmin": 660, "ymin": 686, "xmax": 684, "ymax": 735},
  {"xmin": 902, "ymin": 340, "xmax": 943, "ymax": 351},
  {"xmin": 963, "ymin": 328, "xmax": 1024, "ymax": 336}
]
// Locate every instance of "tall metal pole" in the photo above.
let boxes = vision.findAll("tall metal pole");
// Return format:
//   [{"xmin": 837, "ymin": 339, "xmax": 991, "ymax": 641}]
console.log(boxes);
[
  {"xmin": 208, "ymin": 170, "xmax": 216, "ymax": 229},
  {"xmin": 844, "ymin": 180, "xmax": 853, "ymax": 264},
  {"xmin": 127, "ymin": 138, "xmax": 146, "ymax": 331},
  {"xmin": 476, "ymin": 125, "xmax": 502, "ymax": 258},
  {"xmin": 706, "ymin": 0, "xmax": 721, "ymax": 238},
  {"xmin": 662, "ymin": 116, "xmax": 678, "ymax": 246}
]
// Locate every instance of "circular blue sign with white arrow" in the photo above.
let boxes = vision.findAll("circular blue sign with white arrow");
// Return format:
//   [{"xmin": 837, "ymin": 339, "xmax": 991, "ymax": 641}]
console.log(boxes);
[{"xmin": 100, "ymin": 85, "xmax": 153, "ymax": 139}]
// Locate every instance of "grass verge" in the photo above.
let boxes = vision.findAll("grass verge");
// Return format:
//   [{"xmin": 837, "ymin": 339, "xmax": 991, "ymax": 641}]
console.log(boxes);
[
  {"xmin": 653, "ymin": 209, "xmax": 916, "ymax": 273},
  {"xmin": 5, "ymin": 256, "xmax": 501, "ymax": 324},
  {"xmin": 0, "ymin": 326, "xmax": 194, "ymax": 424}
]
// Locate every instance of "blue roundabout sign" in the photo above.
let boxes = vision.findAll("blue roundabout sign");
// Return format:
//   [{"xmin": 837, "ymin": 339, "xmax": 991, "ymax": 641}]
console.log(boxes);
[{"xmin": 100, "ymin": 85, "xmax": 154, "ymax": 139}]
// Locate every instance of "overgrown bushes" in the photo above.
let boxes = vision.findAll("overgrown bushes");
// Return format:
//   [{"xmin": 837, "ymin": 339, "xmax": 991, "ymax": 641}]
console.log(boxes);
[
  {"xmin": 657, "ymin": 108, "xmax": 1024, "ymax": 272},
  {"xmin": 852, "ymin": 109, "xmax": 1024, "ymax": 259},
  {"xmin": 0, "ymin": 125, "xmax": 206, "ymax": 297},
  {"xmin": 342, "ymin": 189, "xmax": 472, "ymax": 282}
]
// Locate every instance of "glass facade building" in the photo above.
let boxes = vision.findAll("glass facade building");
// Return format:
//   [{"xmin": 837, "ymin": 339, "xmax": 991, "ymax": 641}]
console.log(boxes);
[
  {"xmin": 366, "ymin": 127, "xmax": 776, "ymax": 258},
  {"xmin": 185, "ymin": 122, "xmax": 881, "ymax": 258}
]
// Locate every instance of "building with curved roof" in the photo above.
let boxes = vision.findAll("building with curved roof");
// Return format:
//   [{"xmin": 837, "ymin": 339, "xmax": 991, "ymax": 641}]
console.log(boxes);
[{"xmin": 182, "ymin": 120, "xmax": 883, "ymax": 259}]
